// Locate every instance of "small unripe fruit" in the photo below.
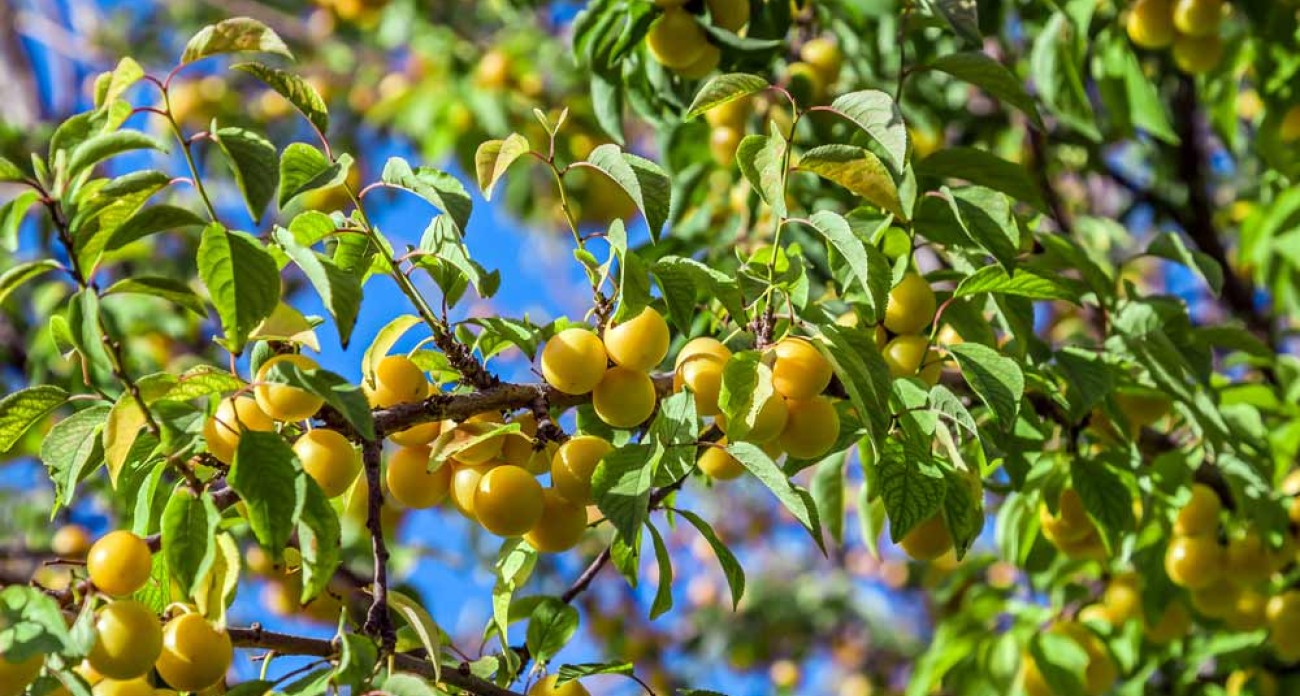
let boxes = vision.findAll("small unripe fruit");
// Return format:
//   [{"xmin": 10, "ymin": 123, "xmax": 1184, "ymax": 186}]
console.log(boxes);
[
  {"xmin": 799, "ymin": 37, "xmax": 843, "ymax": 83},
  {"xmin": 88, "ymin": 531, "xmax": 152, "ymax": 597},
  {"xmin": 646, "ymin": 8, "xmax": 708, "ymax": 69},
  {"xmin": 529, "ymin": 675, "xmax": 591, "ymax": 696},
  {"xmin": 368, "ymin": 355, "xmax": 427, "ymax": 408},
  {"xmin": 1226, "ymin": 531, "xmax": 1271, "ymax": 587},
  {"xmin": 883, "ymin": 272, "xmax": 936, "ymax": 335},
  {"xmin": 785, "ymin": 62, "xmax": 825, "ymax": 103},
  {"xmin": 525, "ymin": 488, "xmax": 589, "ymax": 552},
  {"xmin": 541, "ymin": 328, "xmax": 608, "ymax": 395},
  {"xmin": 51, "ymin": 524, "xmax": 92, "ymax": 557},
  {"xmin": 1165, "ymin": 534, "xmax": 1224, "ymax": 589},
  {"xmin": 154, "ymin": 613, "xmax": 233, "ymax": 692},
  {"xmin": 203, "ymin": 396, "xmax": 275, "ymax": 464},
  {"xmin": 88, "ymin": 600, "xmax": 162, "ymax": 679},
  {"xmin": 698, "ymin": 441, "xmax": 745, "ymax": 480},
  {"xmin": 898, "ymin": 513, "xmax": 953, "ymax": 561},
  {"xmin": 603, "ymin": 307, "xmax": 670, "ymax": 371},
  {"xmin": 778, "ymin": 396, "xmax": 839, "ymax": 459},
  {"xmin": 1126, "ymin": 0, "xmax": 1176, "ymax": 49},
  {"xmin": 551, "ymin": 436, "xmax": 612, "ymax": 505},
  {"xmin": 1175, "ymin": 483, "xmax": 1221, "ymax": 536},
  {"xmin": 254, "ymin": 354, "xmax": 325, "ymax": 422},
  {"xmin": 1172, "ymin": 0, "xmax": 1223, "ymax": 37},
  {"xmin": 882, "ymin": 335, "xmax": 933, "ymax": 378},
  {"xmin": 771, "ymin": 336, "xmax": 832, "ymax": 400},
  {"xmin": 450, "ymin": 463, "xmax": 494, "ymax": 520},
  {"xmin": 592, "ymin": 367, "xmax": 657, "ymax": 428},
  {"xmin": 706, "ymin": 0, "xmax": 749, "ymax": 31},
  {"xmin": 386, "ymin": 446, "xmax": 452, "ymax": 509},
  {"xmin": 294, "ymin": 429, "xmax": 361, "ymax": 498},
  {"xmin": 475, "ymin": 465, "xmax": 545, "ymax": 536},
  {"xmin": 1172, "ymin": 33, "xmax": 1223, "ymax": 75}
]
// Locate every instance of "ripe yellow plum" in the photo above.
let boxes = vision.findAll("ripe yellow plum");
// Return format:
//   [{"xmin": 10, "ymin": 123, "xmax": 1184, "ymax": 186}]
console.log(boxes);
[
  {"xmin": 771, "ymin": 336, "xmax": 832, "ymax": 399},
  {"xmin": 529, "ymin": 675, "xmax": 591, "ymax": 696},
  {"xmin": 1172, "ymin": 33, "xmax": 1223, "ymax": 75},
  {"xmin": 154, "ymin": 613, "xmax": 232, "ymax": 692},
  {"xmin": 883, "ymin": 272, "xmax": 936, "ymax": 335},
  {"xmin": 541, "ymin": 328, "xmax": 608, "ymax": 395},
  {"xmin": 0, "ymin": 651, "xmax": 41, "ymax": 696},
  {"xmin": 882, "ymin": 335, "xmax": 933, "ymax": 379},
  {"xmin": 1175, "ymin": 483, "xmax": 1221, "ymax": 536},
  {"xmin": 88, "ymin": 531, "xmax": 152, "ymax": 597},
  {"xmin": 525, "ymin": 489, "xmax": 589, "ymax": 552},
  {"xmin": 368, "ymin": 355, "xmax": 427, "ymax": 408},
  {"xmin": 675, "ymin": 338, "xmax": 731, "ymax": 416},
  {"xmin": 88, "ymin": 600, "xmax": 162, "ymax": 679},
  {"xmin": 1127, "ymin": 0, "xmax": 1176, "ymax": 49},
  {"xmin": 800, "ymin": 37, "xmax": 843, "ymax": 83},
  {"xmin": 474, "ymin": 465, "xmax": 545, "ymax": 536},
  {"xmin": 386, "ymin": 446, "xmax": 452, "ymax": 509},
  {"xmin": 452, "ymin": 412, "xmax": 508, "ymax": 465},
  {"xmin": 450, "ymin": 463, "xmax": 495, "ymax": 521},
  {"xmin": 678, "ymin": 43, "xmax": 721, "ymax": 80},
  {"xmin": 698, "ymin": 442, "xmax": 745, "ymax": 480},
  {"xmin": 1172, "ymin": 0, "xmax": 1223, "ymax": 37},
  {"xmin": 603, "ymin": 307, "xmax": 670, "ymax": 371},
  {"xmin": 1165, "ymin": 534, "xmax": 1224, "ymax": 589},
  {"xmin": 203, "ymin": 396, "xmax": 275, "ymax": 464},
  {"xmin": 91, "ymin": 680, "xmax": 154, "ymax": 696},
  {"xmin": 51, "ymin": 524, "xmax": 91, "ymax": 557},
  {"xmin": 706, "ymin": 0, "xmax": 749, "ymax": 31},
  {"xmin": 294, "ymin": 429, "xmax": 361, "ymax": 498},
  {"xmin": 646, "ymin": 9, "xmax": 708, "ymax": 69},
  {"xmin": 593, "ymin": 367, "xmax": 657, "ymax": 428},
  {"xmin": 551, "ymin": 436, "xmax": 613, "ymax": 505},
  {"xmin": 254, "ymin": 354, "xmax": 325, "ymax": 421},
  {"xmin": 899, "ymin": 513, "xmax": 953, "ymax": 561},
  {"xmin": 778, "ymin": 396, "xmax": 839, "ymax": 459}
]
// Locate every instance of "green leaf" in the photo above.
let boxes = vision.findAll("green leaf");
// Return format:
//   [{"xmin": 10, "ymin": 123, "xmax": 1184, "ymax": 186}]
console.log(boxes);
[
  {"xmin": 798, "ymin": 145, "xmax": 905, "ymax": 220},
  {"xmin": 526, "ymin": 597, "xmax": 580, "ymax": 665},
  {"xmin": 915, "ymin": 147, "xmax": 1046, "ymax": 211},
  {"xmin": 948, "ymin": 343, "xmax": 1023, "ymax": 426},
  {"xmin": 41, "ymin": 405, "xmax": 109, "ymax": 511},
  {"xmin": 0, "ymin": 190, "xmax": 40, "ymax": 252},
  {"xmin": 581, "ymin": 144, "xmax": 672, "ymax": 240},
  {"xmin": 1069, "ymin": 458, "xmax": 1134, "ymax": 552},
  {"xmin": 651, "ymin": 256, "xmax": 747, "ymax": 328},
  {"xmin": 273, "ymin": 228, "xmax": 361, "ymax": 347},
  {"xmin": 826, "ymin": 90, "xmax": 908, "ymax": 172},
  {"xmin": 363, "ymin": 315, "xmax": 423, "ymax": 386},
  {"xmin": 228, "ymin": 431, "xmax": 307, "ymax": 556},
  {"xmin": 735, "ymin": 131, "xmax": 787, "ymax": 218},
  {"xmin": 263, "ymin": 361, "xmax": 374, "ymax": 440},
  {"xmin": 684, "ymin": 73, "xmax": 770, "ymax": 119},
  {"xmin": 154, "ymin": 365, "xmax": 244, "ymax": 403},
  {"xmin": 804, "ymin": 210, "xmax": 891, "ymax": 323},
  {"xmin": 717, "ymin": 352, "xmax": 774, "ymax": 442},
  {"xmin": 94, "ymin": 57, "xmax": 144, "ymax": 108},
  {"xmin": 0, "ymin": 586, "xmax": 76, "ymax": 661},
  {"xmin": 646, "ymin": 522, "xmax": 674, "ymax": 619},
  {"xmin": 0, "ymin": 156, "xmax": 26, "ymax": 182},
  {"xmin": 1146, "ymin": 231, "xmax": 1224, "ymax": 296},
  {"xmin": 928, "ymin": 52, "xmax": 1043, "ymax": 129},
  {"xmin": 1029, "ymin": 632, "xmax": 1090, "ymax": 696},
  {"xmin": 473, "ymin": 133, "xmax": 530, "ymax": 201},
  {"xmin": 418, "ymin": 215, "xmax": 500, "ymax": 300},
  {"xmin": 556, "ymin": 662, "xmax": 635, "ymax": 685},
  {"xmin": 297, "ymin": 479, "xmax": 341, "ymax": 604},
  {"xmin": 103, "ymin": 205, "xmax": 207, "ymax": 253},
  {"xmin": 933, "ymin": 0, "xmax": 982, "ymax": 44},
  {"xmin": 197, "ymin": 223, "xmax": 281, "ymax": 353},
  {"xmin": 940, "ymin": 469, "xmax": 983, "ymax": 559},
  {"xmin": 726, "ymin": 442, "xmax": 825, "ymax": 551},
  {"xmin": 0, "ymin": 260, "xmax": 62, "ymax": 307},
  {"xmin": 0, "ymin": 385, "xmax": 67, "ymax": 452},
  {"xmin": 379, "ymin": 674, "xmax": 440, "ymax": 696},
  {"xmin": 817, "ymin": 325, "xmax": 893, "ymax": 441},
  {"xmin": 592, "ymin": 443, "xmax": 660, "ymax": 547},
  {"xmin": 278, "ymin": 143, "xmax": 352, "ymax": 208},
  {"xmin": 232, "ymin": 63, "xmax": 329, "ymax": 135},
  {"xmin": 102, "ymin": 276, "xmax": 206, "ymax": 317},
  {"xmin": 386, "ymin": 590, "xmax": 443, "ymax": 684},
  {"xmin": 212, "ymin": 126, "xmax": 279, "ymax": 224},
  {"xmin": 181, "ymin": 17, "xmax": 292, "ymax": 65},
  {"xmin": 915, "ymin": 186, "xmax": 1021, "ymax": 270},
  {"xmin": 954, "ymin": 265, "xmax": 1082, "ymax": 303},
  {"xmin": 1029, "ymin": 12, "xmax": 1098, "ymax": 140},
  {"xmin": 161, "ymin": 488, "xmax": 220, "ymax": 597},
  {"xmin": 877, "ymin": 438, "xmax": 945, "ymax": 541},
  {"xmin": 66, "ymin": 131, "xmax": 164, "ymax": 178},
  {"xmin": 648, "ymin": 390, "xmax": 698, "ymax": 485},
  {"xmin": 381, "ymin": 158, "xmax": 473, "ymax": 234},
  {"xmin": 335, "ymin": 633, "xmax": 379, "ymax": 691},
  {"xmin": 810, "ymin": 454, "xmax": 846, "ymax": 545},
  {"xmin": 672, "ymin": 507, "xmax": 745, "ymax": 609},
  {"xmin": 194, "ymin": 533, "xmax": 240, "ymax": 626}
]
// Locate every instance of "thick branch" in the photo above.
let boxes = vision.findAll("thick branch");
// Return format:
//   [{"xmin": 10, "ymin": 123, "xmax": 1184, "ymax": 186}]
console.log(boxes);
[
  {"xmin": 360, "ymin": 439, "xmax": 395, "ymax": 651},
  {"xmin": 227, "ymin": 625, "xmax": 525, "ymax": 696}
]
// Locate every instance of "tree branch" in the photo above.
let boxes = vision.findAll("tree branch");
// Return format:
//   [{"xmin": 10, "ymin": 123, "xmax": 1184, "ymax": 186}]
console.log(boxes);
[
  {"xmin": 360, "ymin": 438, "xmax": 395, "ymax": 651},
  {"xmin": 227, "ymin": 625, "xmax": 525, "ymax": 696}
]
